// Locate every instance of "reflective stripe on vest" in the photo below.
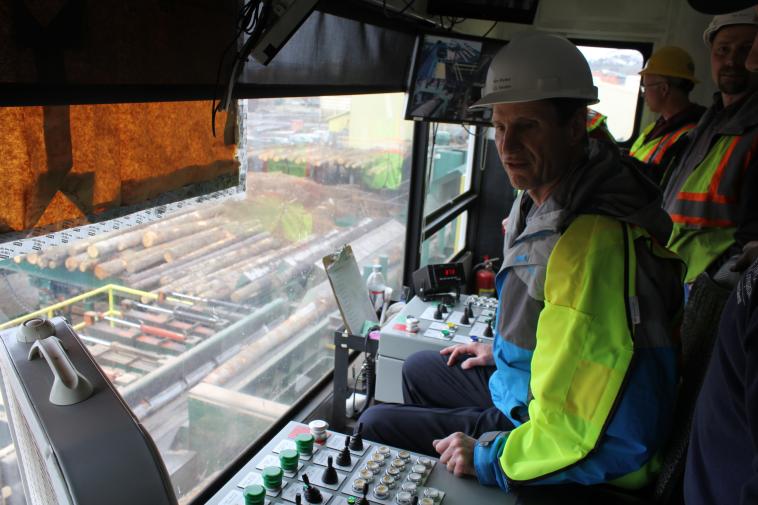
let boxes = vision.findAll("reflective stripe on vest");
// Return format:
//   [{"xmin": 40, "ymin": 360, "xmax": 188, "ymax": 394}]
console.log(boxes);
[
  {"xmin": 667, "ymin": 135, "xmax": 749, "ymax": 227},
  {"xmin": 630, "ymin": 122, "xmax": 696, "ymax": 165},
  {"xmin": 586, "ymin": 110, "xmax": 607, "ymax": 132},
  {"xmin": 666, "ymin": 132, "xmax": 758, "ymax": 282}
]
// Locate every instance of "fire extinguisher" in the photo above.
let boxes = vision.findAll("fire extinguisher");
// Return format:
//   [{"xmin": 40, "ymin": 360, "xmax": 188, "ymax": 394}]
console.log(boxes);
[{"xmin": 474, "ymin": 256, "xmax": 498, "ymax": 297}]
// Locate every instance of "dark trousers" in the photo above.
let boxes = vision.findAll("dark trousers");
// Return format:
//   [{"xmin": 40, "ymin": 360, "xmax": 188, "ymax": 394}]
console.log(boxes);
[{"xmin": 356, "ymin": 350, "xmax": 514, "ymax": 456}]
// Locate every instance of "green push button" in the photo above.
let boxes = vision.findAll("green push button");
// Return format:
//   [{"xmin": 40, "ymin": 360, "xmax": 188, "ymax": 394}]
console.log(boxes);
[
  {"xmin": 262, "ymin": 466, "xmax": 283, "ymax": 490},
  {"xmin": 347, "ymin": 497, "xmax": 357, "ymax": 504},
  {"xmin": 243, "ymin": 484, "xmax": 265, "ymax": 505},
  {"xmin": 280, "ymin": 448, "xmax": 299, "ymax": 472},
  {"xmin": 295, "ymin": 433, "xmax": 314, "ymax": 455}
]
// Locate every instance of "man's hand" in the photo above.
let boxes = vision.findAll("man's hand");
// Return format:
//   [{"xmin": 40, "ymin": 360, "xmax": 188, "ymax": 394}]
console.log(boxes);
[
  {"xmin": 432, "ymin": 432, "xmax": 477, "ymax": 477},
  {"xmin": 731, "ymin": 241, "xmax": 758, "ymax": 272},
  {"xmin": 440, "ymin": 342, "xmax": 494, "ymax": 369}
]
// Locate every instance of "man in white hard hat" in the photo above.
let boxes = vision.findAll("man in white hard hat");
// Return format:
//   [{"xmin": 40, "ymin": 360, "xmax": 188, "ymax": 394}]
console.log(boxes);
[
  {"xmin": 661, "ymin": 8, "xmax": 758, "ymax": 286},
  {"xmin": 358, "ymin": 32, "xmax": 684, "ymax": 493},
  {"xmin": 682, "ymin": 3, "xmax": 758, "ymax": 505},
  {"xmin": 630, "ymin": 46, "xmax": 705, "ymax": 181}
]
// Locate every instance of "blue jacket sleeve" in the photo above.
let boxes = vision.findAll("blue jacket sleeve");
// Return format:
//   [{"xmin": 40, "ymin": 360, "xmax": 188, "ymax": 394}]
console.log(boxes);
[{"xmin": 474, "ymin": 433, "xmax": 511, "ymax": 492}]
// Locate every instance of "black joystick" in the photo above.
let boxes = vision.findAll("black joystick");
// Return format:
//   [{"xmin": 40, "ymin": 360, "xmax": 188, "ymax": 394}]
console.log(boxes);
[
  {"xmin": 349, "ymin": 423, "xmax": 364, "ymax": 451},
  {"xmin": 322, "ymin": 456, "xmax": 339, "ymax": 485},
  {"xmin": 358, "ymin": 482, "xmax": 370, "ymax": 505},
  {"xmin": 434, "ymin": 304, "xmax": 444, "ymax": 320},
  {"xmin": 484, "ymin": 320, "xmax": 493, "ymax": 338},
  {"xmin": 302, "ymin": 474, "xmax": 322, "ymax": 503},
  {"xmin": 461, "ymin": 311, "xmax": 470, "ymax": 325},
  {"xmin": 295, "ymin": 494, "xmax": 302, "ymax": 505},
  {"xmin": 411, "ymin": 496, "xmax": 418, "ymax": 505},
  {"xmin": 337, "ymin": 436, "xmax": 352, "ymax": 466},
  {"xmin": 440, "ymin": 303, "xmax": 448, "ymax": 314},
  {"xmin": 466, "ymin": 302, "xmax": 475, "ymax": 319}
]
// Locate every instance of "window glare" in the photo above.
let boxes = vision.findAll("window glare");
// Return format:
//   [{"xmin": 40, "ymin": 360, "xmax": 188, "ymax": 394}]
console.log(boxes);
[
  {"xmin": 0, "ymin": 94, "xmax": 413, "ymax": 503},
  {"xmin": 578, "ymin": 46, "xmax": 644, "ymax": 142}
]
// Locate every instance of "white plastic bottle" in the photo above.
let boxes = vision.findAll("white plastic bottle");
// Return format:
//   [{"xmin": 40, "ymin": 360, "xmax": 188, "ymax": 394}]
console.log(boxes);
[{"xmin": 366, "ymin": 264, "xmax": 386, "ymax": 312}]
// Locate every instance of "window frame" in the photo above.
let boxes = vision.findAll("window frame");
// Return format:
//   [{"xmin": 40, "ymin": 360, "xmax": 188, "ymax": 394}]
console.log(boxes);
[{"xmin": 570, "ymin": 37, "xmax": 653, "ymax": 148}]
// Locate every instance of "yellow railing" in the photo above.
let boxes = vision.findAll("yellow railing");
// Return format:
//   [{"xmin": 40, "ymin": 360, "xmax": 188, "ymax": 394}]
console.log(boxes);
[{"xmin": 0, "ymin": 284, "xmax": 191, "ymax": 330}]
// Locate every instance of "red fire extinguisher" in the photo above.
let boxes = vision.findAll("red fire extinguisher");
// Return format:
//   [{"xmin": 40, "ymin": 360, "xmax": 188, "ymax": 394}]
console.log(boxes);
[{"xmin": 474, "ymin": 256, "xmax": 497, "ymax": 297}]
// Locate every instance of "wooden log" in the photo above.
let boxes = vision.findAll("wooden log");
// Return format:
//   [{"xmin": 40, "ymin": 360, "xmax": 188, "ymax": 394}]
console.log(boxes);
[
  {"xmin": 123, "ymin": 234, "xmax": 244, "ymax": 289},
  {"xmin": 88, "ymin": 229, "xmax": 143, "ymax": 258},
  {"xmin": 124, "ymin": 229, "xmax": 269, "ymax": 289},
  {"xmin": 126, "ymin": 229, "xmax": 216, "ymax": 274},
  {"xmin": 65, "ymin": 252, "xmax": 88, "ymax": 272},
  {"xmin": 171, "ymin": 237, "xmax": 283, "ymax": 288},
  {"xmin": 142, "ymin": 216, "xmax": 224, "ymax": 248},
  {"xmin": 67, "ymin": 241, "xmax": 91, "ymax": 257},
  {"xmin": 163, "ymin": 228, "xmax": 228, "ymax": 262},
  {"xmin": 94, "ymin": 258, "xmax": 127, "ymax": 279},
  {"xmin": 79, "ymin": 257, "xmax": 98, "ymax": 273}
]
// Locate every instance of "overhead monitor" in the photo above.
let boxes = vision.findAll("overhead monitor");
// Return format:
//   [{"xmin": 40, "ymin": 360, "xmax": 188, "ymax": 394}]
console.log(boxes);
[
  {"xmin": 427, "ymin": 0, "xmax": 540, "ymax": 24},
  {"xmin": 405, "ymin": 33, "xmax": 505, "ymax": 126}
]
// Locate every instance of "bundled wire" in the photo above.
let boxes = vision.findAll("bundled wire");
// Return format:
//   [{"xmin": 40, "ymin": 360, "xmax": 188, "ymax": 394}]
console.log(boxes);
[{"xmin": 212, "ymin": 0, "xmax": 272, "ymax": 136}]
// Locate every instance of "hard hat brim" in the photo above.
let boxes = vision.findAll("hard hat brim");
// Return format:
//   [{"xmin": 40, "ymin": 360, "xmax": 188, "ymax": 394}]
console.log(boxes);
[
  {"xmin": 639, "ymin": 68, "xmax": 700, "ymax": 83},
  {"xmin": 469, "ymin": 88, "xmax": 599, "ymax": 109}
]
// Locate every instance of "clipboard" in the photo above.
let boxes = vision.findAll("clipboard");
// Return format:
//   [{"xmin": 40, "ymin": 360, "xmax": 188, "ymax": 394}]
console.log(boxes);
[{"xmin": 323, "ymin": 245, "xmax": 378, "ymax": 335}]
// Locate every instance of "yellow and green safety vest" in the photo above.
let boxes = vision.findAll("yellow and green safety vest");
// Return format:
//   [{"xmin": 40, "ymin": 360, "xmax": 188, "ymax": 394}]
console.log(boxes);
[
  {"xmin": 630, "ymin": 121, "xmax": 697, "ymax": 165},
  {"xmin": 666, "ymin": 134, "xmax": 758, "ymax": 282}
]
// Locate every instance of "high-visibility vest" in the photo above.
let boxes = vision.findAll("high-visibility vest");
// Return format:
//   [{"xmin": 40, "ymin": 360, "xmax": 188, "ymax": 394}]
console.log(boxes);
[
  {"xmin": 586, "ymin": 110, "xmax": 615, "ymax": 144},
  {"xmin": 586, "ymin": 109, "xmax": 607, "ymax": 132},
  {"xmin": 666, "ymin": 133, "xmax": 758, "ymax": 282},
  {"xmin": 630, "ymin": 121, "xmax": 697, "ymax": 165}
]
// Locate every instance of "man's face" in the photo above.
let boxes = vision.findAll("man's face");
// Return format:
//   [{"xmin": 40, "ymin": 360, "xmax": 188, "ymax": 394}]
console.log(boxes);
[
  {"xmin": 642, "ymin": 74, "xmax": 669, "ymax": 113},
  {"xmin": 747, "ymin": 7, "xmax": 758, "ymax": 72},
  {"xmin": 491, "ymin": 100, "xmax": 581, "ymax": 203},
  {"xmin": 711, "ymin": 24, "xmax": 758, "ymax": 95}
]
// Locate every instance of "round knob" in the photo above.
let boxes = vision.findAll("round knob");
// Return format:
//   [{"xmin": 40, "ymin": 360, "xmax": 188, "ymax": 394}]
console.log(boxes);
[
  {"xmin": 17, "ymin": 317, "xmax": 55, "ymax": 343},
  {"xmin": 262, "ymin": 466, "xmax": 283, "ymax": 490},
  {"xmin": 243, "ymin": 484, "xmax": 266, "ymax": 505},
  {"xmin": 295, "ymin": 433, "xmax": 314, "ymax": 455}
]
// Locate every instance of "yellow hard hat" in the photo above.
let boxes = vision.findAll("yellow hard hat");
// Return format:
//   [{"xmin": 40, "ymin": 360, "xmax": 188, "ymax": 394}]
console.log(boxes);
[{"xmin": 639, "ymin": 46, "xmax": 699, "ymax": 83}]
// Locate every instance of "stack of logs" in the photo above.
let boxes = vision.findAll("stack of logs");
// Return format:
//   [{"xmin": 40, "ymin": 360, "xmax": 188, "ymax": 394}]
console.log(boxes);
[
  {"xmin": 15, "ymin": 208, "xmax": 388, "ymax": 305},
  {"xmin": 17, "ymin": 204, "xmax": 275, "ymax": 299}
]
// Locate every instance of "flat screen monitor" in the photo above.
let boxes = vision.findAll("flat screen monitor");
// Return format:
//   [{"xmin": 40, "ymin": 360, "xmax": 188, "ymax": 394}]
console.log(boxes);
[{"xmin": 405, "ymin": 34, "xmax": 505, "ymax": 126}]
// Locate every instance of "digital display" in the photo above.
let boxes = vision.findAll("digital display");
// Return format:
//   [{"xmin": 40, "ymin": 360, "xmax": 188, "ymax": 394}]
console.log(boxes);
[{"xmin": 413, "ymin": 262, "xmax": 465, "ymax": 298}]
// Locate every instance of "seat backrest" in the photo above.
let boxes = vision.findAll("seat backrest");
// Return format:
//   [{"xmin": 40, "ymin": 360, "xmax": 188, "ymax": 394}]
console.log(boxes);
[{"xmin": 653, "ymin": 272, "xmax": 733, "ymax": 504}]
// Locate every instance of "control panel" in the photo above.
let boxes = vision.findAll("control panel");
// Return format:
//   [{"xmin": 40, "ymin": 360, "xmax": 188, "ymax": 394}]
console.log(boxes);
[
  {"xmin": 375, "ymin": 295, "xmax": 497, "ymax": 403},
  {"xmin": 204, "ymin": 420, "xmax": 510, "ymax": 505}
]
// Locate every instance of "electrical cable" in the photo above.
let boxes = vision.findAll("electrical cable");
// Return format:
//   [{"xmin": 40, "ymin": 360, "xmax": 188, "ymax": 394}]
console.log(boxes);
[
  {"xmin": 483, "ymin": 20, "xmax": 498, "ymax": 38},
  {"xmin": 461, "ymin": 124, "xmax": 477, "ymax": 136},
  {"xmin": 212, "ymin": 0, "xmax": 270, "ymax": 136}
]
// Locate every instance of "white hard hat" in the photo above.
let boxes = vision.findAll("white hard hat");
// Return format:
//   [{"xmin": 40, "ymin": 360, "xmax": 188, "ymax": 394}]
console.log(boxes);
[
  {"xmin": 702, "ymin": 8, "xmax": 758, "ymax": 47},
  {"xmin": 470, "ymin": 32, "xmax": 598, "ymax": 108}
]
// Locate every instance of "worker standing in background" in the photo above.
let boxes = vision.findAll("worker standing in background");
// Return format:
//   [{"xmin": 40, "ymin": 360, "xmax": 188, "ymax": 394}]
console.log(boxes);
[
  {"xmin": 359, "ymin": 32, "xmax": 684, "ymax": 494},
  {"xmin": 630, "ymin": 46, "xmax": 705, "ymax": 182},
  {"xmin": 662, "ymin": 8, "xmax": 758, "ymax": 284},
  {"xmin": 684, "ymin": 1, "xmax": 758, "ymax": 504},
  {"xmin": 586, "ymin": 108, "xmax": 616, "ymax": 143}
]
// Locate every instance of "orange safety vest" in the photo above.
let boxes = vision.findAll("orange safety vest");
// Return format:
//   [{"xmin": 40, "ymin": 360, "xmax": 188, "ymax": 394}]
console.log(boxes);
[{"xmin": 630, "ymin": 122, "xmax": 697, "ymax": 165}]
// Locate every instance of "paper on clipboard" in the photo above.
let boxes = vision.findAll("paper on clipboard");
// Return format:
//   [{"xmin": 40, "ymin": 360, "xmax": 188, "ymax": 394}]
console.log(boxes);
[{"xmin": 323, "ymin": 245, "xmax": 378, "ymax": 335}]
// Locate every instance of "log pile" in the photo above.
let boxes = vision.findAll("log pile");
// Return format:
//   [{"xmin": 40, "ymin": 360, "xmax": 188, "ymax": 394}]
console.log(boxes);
[{"xmin": 16, "ymin": 172, "xmax": 401, "ymax": 307}]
